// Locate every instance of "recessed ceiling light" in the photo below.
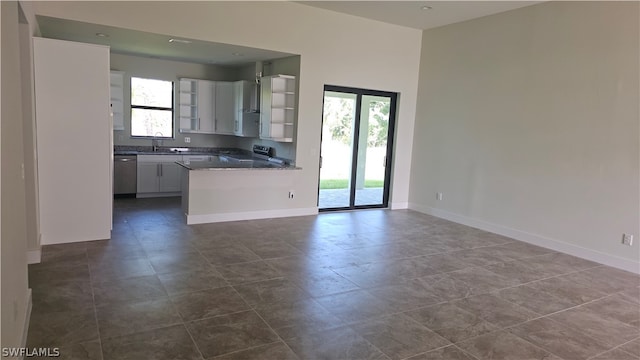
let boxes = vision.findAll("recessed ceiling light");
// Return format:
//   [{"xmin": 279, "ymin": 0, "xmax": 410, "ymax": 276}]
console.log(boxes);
[
  {"xmin": 232, "ymin": 52, "xmax": 244, "ymax": 56},
  {"xmin": 169, "ymin": 38, "xmax": 192, "ymax": 44},
  {"xmin": 421, "ymin": 5, "xmax": 433, "ymax": 10},
  {"xmin": 95, "ymin": 32, "xmax": 109, "ymax": 38}
]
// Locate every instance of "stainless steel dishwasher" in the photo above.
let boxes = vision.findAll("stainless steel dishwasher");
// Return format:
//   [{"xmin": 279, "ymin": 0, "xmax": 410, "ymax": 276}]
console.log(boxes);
[{"xmin": 113, "ymin": 155, "xmax": 137, "ymax": 195}]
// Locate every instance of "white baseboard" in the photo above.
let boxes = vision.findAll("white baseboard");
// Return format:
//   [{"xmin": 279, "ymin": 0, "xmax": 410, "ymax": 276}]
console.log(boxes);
[
  {"xmin": 136, "ymin": 193, "xmax": 181, "ymax": 199},
  {"xmin": 21, "ymin": 289, "xmax": 33, "ymax": 349},
  {"xmin": 187, "ymin": 207, "xmax": 319, "ymax": 225},
  {"xmin": 27, "ymin": 249, "xmax": 41, "ymax": 264},
  {"xmin": 41, "ymin": 233, "xmax": 111, "ymax": 246},
  {"xmin": 409, "ymin": 203, "xmax": 640, "ymax": 274},
  {"xmin": 391, "ymin": 202, "xmax": 409, "ymax": 210}
]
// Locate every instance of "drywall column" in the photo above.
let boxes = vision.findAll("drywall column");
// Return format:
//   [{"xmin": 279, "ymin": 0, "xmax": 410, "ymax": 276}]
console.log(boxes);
[{"xmin": 33, "ymin": 37, "xmax": 112, "ymax": 245}]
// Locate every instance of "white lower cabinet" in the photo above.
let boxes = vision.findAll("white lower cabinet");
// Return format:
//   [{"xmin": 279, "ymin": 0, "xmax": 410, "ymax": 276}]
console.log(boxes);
[
  {"xmin": 158, "ymin": 162, "xmax": 182, "ymax": 192},
  {"xmin": 137, "ymin": 162, "xmax": 161, "ymax": 194},
  {"xmin": 137, "ymin": 155, "xmax": 183, "ymax": 196}
]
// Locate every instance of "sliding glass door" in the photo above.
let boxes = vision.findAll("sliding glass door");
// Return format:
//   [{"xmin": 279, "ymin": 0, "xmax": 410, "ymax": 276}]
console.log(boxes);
[{"xmin": 318, "ymin": 86, "xmax": 396, "ymax": 210}]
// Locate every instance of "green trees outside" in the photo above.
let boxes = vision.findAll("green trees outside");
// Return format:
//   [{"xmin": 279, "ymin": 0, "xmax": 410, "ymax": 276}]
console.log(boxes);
[{"xmin": 322, "ymin": 96, "xmax": 389, "ymax": 147}]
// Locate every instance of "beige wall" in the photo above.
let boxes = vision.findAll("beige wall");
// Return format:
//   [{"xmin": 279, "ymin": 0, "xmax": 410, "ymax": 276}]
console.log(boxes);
[
  {"xmin": 1, "ymin": 0, "xmax": 30, "ymax": 350},
  {"xmin": 33, "ymin": 0, "xmax": 422, "ymax": 210},
  {"xmin": 19, "ymin": 5, "xmax": 40, "ymax": 256},
  {"xmin": 409, "ymin": 1, "xmax": 640, "ymax": 271}
]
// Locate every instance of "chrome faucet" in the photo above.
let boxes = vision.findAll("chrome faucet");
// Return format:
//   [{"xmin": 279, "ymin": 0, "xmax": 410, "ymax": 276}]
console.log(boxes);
[{"xmin": 151, "ymin": 132, "xmax": 163, "ymax": 152}]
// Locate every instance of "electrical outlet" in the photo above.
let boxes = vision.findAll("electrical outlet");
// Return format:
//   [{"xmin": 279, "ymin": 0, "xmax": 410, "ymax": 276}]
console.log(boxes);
[
  {"xmin": 288, "ymin": 191, "xmax": 295, "ymax": 199},
  {"xmin": 436, "ymin": 192, "xmax": 443, "ymax": 201},
  {"xmin": 184, "ymin": 137, "xmax": 191, "ymax": 143},
  {"xmin": 622, "ymin": 233, "xmax": 633, "ymax": 246}
]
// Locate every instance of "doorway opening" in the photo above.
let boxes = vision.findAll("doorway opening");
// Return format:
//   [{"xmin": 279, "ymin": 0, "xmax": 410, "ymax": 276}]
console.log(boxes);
[{"xmin": 318, "ymin": 85, "xmax": 397, "ymax": 211}]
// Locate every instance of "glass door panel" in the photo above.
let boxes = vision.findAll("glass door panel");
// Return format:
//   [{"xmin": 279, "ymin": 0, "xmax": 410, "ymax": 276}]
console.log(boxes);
[
  {"xmin": 354, "ymin": 95, "xmax": 391, "ymax": 206},
  {"xmin": 318, "ymin": 91, "xmax": 357, "ymax": 209},
  {"xmin": 318, "ymin": 86, "xmax": 396, "ymax": 211}
]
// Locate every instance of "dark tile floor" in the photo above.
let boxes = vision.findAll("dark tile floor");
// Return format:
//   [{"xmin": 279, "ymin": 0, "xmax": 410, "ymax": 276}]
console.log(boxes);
[{"xmin": 27, "ymin": 197, "xmax": 640, "ymax": 360}]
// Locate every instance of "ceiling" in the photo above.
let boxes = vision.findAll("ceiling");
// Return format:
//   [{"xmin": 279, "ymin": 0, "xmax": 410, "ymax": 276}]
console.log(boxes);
[
  {"xmin": 37, "ymin": 1, "xmax": 542, "ymax": 66},
  {"xmin": 36, "ymin": 16, "xmax": 295, "ymax": 67},
  {"xmin": 297, "ymin": 1, "xmax": 541, "ymax": 30}
]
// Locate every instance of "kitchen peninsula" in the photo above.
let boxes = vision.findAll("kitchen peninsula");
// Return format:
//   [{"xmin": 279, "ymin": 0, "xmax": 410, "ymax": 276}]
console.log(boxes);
[{"xmin": 177, "ymin": 146, "xmax": 310, "ymax": 224}]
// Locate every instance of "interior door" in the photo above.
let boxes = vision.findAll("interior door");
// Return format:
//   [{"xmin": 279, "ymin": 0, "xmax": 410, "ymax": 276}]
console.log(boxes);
[{"xmin": 318, "ymin": 86, "xmax": 396, "ymax": 210}]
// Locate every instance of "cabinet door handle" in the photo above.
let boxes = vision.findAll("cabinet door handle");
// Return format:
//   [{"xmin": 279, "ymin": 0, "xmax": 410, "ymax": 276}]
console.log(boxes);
[{"xmin": 160, "ymin": 164, "xmax": 163, "ymax": 177}]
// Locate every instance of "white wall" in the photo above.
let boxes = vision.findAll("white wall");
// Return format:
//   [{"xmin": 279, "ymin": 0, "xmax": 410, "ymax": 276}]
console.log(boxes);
[
  {"xmin": 409, "ymin": 1, "xmax": 640, "ymax": 272},
  {"xmin": 1, "ymin": 0, "xmax": 30, "ymax": 350},
  {"xmin": 33, "ymin": 0, "xmax": 422, "ymax": 210}
]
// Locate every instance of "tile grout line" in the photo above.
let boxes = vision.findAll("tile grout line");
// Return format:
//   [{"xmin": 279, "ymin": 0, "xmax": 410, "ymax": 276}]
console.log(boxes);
[
  {"xmin": 233, "ymin": 299, "xmax": 301, "ymax": 359},
  {"xmin": 585, "ymin": 336, "xmax": 640, "ymax": 360}
]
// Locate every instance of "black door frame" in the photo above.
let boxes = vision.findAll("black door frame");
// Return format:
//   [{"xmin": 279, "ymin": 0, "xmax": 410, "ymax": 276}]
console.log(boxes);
[{"xmin": 318, "ymin": 85, "xmax": 397, "ymax": 211}]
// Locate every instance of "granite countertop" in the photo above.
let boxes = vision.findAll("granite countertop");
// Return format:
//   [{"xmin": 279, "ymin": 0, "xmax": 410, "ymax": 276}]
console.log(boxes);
[
  {"xmin": 113, "ymin": 146, "xmax": 243, "ymax": 156},
  {"xmin": 177, "ymin": 158, "xmax": 300, "ymax": 171},
  {"xmin": 115, "ymin": 146, "xmax": 299, "ymax": 170}
]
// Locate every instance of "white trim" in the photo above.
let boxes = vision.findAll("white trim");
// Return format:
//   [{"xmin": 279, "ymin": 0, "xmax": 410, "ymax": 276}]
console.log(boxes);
[
  {"xmin": 41, "ymin": 234, "xmax": 110, "ymax": 246},
  {"xmin": 391, "ymin": 202, "xmax": 409, "ymax": 210},
  {"xmin": 409, "ymin": 203, "xmax": 640, "ymax": 274},
  {"xmin": 187, "ymin": 207, "xmax": 319, "ymax": 224},
  {"xmin": 136, "ymin": 193, "xmax": 181, "ymax": 199},
  {"xmin": 27, "ymin": 248, "xmax": 41, "ymax": 264},
  {"xmin": 21, "ymin": 289, "xmax": 33, "ymax": 350}
]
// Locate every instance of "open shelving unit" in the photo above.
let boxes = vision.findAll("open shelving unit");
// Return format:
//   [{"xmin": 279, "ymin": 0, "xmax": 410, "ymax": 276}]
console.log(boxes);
[
  {"xmin": 260, "ymin": 74, "xmax": 296, "ymax": 142},
  {"xmin": 110, "ymin": 71, "xmax": 125, "ymax": 131}
]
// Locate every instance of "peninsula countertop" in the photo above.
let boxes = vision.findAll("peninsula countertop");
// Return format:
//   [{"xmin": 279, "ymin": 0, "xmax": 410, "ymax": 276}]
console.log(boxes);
[{"xmin": 177, "ymin": 158, "xmax": 301, "ymax": 171}]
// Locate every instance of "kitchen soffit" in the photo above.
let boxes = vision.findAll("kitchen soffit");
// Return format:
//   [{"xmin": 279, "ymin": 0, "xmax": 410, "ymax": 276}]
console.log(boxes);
[{"xmin": 36, "ymin": 15, "xmax": 295, "ymax": 67}]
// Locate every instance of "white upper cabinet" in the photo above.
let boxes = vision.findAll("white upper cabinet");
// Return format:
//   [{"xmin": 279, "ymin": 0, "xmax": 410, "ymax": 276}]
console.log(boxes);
[
  {"xmin": 214, "ymin": 81, "xmax": 235, "ymax": 135},
  {"xmin": 110, "ymin": 71, "xmax": 125, "ymax": 131},
  {"xmin": 260, "ymin": 75, "xmax": 296, "ymax": 142},
  {"xmin": 178, "ymin": 78, "xmax": 235, "ymax": 135},
  {"xmin": 197, "ymin": 80, "xmax": 216, "ymax": 133},
  {"xmin": 233, "ymin": 80, "xmax": 259, "ymax": 137}
]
